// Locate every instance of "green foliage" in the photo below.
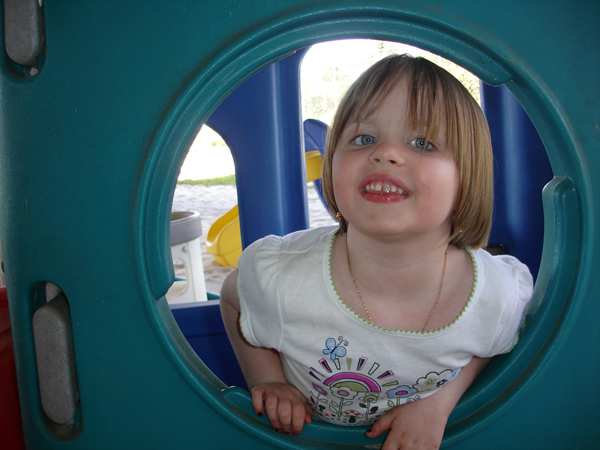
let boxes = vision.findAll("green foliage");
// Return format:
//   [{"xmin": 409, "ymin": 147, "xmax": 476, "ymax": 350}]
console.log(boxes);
[{"xmin": 177, "ymin": 174, "xmax": 236, "ymax": 186}]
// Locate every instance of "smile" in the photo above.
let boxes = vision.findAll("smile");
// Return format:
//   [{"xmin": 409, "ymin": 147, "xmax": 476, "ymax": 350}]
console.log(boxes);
[
  {"xmin": 363, "ymin": 182, "xmax": 407, "ymax": 195},
  {"xmin": 358, "ymin": 175, "xmax": 411, "ymax": 203}
]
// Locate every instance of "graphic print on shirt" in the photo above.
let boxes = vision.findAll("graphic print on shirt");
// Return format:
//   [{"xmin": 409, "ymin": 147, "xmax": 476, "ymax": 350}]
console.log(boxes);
[{"xmin": 307, "ymin": 336, "xmax": 463, "ymax": 426}]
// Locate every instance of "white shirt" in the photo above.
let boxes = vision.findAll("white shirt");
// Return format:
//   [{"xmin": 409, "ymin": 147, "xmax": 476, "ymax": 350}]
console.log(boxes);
[{"xmin": 238, "ymin": 226, "xmax": 533, "ymax": 426}]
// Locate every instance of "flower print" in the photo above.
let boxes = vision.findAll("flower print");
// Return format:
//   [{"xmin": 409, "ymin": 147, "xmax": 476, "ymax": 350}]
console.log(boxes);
[
  {"xmin": 436, "ymin": 377, "xmax": 450, "ymax": 388},
  {"xmin": 329, "ymin": 386, "xmax": 359, "ymax": 418},
  {"xmin": 330, "ymin": 386, "xmax": 358, "ymax": 400},
  {"xmin": 310, "ymin": 383, "xmax": 329, "ymax": 413},
  {"xmin": 312, "ymin": 383, "xmax": 328, "ymax": 396},
  {"xmin": 386, "ymin": 385, "xmax": 418, "ymax": 406},
  {"xmin": 358, "ymin": 393, "xmax": 380, "ymax": 404},
  {"xmin": 386, "ymin": 385, "xmax": 417, "ymax": 400},
  {"xmin": 448, "ymin": 367, "xmax": 462, "ymax": 382},
  {"xmin": 414, "ymin": 370, "xmax": 454, "ymax": 392},
  {"xmin": 330, "ymin": 399, "xmax": 353, "ymax": 418},
  {"xmin": 358, "ymin": 393, "xmax": 380, "ymax": 421}
]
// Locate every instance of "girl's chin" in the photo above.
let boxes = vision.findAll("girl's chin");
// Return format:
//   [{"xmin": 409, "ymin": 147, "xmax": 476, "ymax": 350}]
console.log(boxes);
[
  {"xmin": 348, "ymin": 223, "xmax": 417, "ymax": 238},
  {"xmin": 346, "ymin": 222, "xmax": 451, "ymax": 242}
]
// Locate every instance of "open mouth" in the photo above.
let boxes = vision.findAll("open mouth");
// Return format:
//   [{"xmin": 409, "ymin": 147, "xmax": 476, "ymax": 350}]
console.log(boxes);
[
  {"xmin": 363, "ymin": 182, "xmax": 407, "ymax": 195},
  {"xmin": 358, "ymin": 175, "xmax": 411, "ymax": 203}
]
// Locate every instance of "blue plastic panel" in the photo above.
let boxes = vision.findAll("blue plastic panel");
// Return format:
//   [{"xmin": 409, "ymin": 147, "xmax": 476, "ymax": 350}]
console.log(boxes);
[
  {"xmin": 206, "ymin": 48, "xmax": 311, "ymax": 249},
  {"xmin": 482, "ymin": 84, "xmax": 553, "ymax": 278}
]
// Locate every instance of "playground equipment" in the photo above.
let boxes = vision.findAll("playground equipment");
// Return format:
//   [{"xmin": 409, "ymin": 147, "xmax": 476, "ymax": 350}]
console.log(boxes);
[
  {"xmin": 0, "ymin": 286, "xmax": 25, "ymax": 449},
  {"xmin": 205, "ymin": 205, "xmax": 240, "ymax": 267},
  {"xmin": 206, "ymin": 120, "xmax": 327, "ymax": 267},
  {"xmin": 0, "ymin": 1, "xmax": 598, "ymax": 449},
  {"xmin": 206, "ymin": 149, "xmax": 323, "ymax": 267},
  {"xmin": 167, "ymin": 211, "xmax": 207, "ymax": 303}
]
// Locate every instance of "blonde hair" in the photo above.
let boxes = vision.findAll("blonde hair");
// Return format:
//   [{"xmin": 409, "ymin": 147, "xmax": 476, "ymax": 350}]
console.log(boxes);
[{"xmin": 321, "ymin": 54, "xmax": 493, "ymax": 249}]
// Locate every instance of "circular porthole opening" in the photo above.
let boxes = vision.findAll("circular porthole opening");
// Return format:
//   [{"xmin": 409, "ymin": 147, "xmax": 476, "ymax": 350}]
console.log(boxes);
[{"xmin": 139, "ymin": 13, "xmax": 579, "ymax": 446}]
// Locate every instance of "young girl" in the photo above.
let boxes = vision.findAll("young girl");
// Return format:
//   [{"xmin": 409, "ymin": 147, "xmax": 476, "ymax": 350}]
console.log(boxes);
[{"xmin": 220, "ymin": 54, "xmax": 533, "ymax": 449}]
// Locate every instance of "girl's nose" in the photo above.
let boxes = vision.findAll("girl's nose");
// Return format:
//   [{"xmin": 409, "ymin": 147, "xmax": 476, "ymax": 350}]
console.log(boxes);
[{"xmin": 369, "ymin": 141, "xmax": 405, "ymax": 165}]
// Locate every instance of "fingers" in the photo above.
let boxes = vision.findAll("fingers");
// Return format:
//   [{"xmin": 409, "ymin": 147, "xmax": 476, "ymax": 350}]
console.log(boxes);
[
  {"xmin": 365, "ymin": 403, "xmax": 445, "ymax": 450},
  {"xmin": 264, "ymin": 390, "xmax": 288, "ymax": 433},
  {"xmin": 251, "ymin": 384, "xmax": 309, "ymax": 436},
  {"xmin": 287, "ymin": 397, "xmax": 309, "ymax": 435},
  {"xmin": 304, "ymin": 403, "xmax": 313, "ymax": 425},
  {"xmin": 251, "ymin": 386, "xmax": 266, "ymax": 418},
  {"xmin": 365, "ymin": 411, "xmax": 392, "ymax": 438}
]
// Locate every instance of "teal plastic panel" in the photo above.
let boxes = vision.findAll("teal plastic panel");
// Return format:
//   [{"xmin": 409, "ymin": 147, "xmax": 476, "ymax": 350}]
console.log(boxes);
[{"xmin": 0, "ymin": 1, "xmax": 598, "ymax": 448}]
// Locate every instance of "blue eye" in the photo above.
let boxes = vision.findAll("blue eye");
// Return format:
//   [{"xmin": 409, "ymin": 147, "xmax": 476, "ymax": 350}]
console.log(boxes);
[
  {"xmin": 352, "ymin": 135, "xmax": 376, "ymax": 146},
  {"xmin": 409, "ymin": 138, "xmax": 434, "ymax": 151}
]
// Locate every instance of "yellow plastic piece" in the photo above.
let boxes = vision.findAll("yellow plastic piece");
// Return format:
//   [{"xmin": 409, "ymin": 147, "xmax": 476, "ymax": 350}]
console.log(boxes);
[
  {"xmin": 205, "ymin": 204, "xmax": 242, "ymax": 267},
  {"xmin": 305, "ymin": 150, "xmax": 323, "ymax": 183},
  {"xmin": 206, "ymin": 151, "xmax": 324, "ymax": 267}
]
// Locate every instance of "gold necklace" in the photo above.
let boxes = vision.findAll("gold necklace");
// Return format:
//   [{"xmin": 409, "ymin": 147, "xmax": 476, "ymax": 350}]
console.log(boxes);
[{"xmin": 346, "ymin": 243, "xmax": 448, "ymax": 332}]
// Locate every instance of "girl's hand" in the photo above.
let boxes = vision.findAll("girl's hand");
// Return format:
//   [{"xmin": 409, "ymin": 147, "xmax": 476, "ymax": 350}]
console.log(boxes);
[
  {"xmin": 366, "ymin": 394, "xmax": 448, "ymax": 449},
  {"xmin": 251, "ymin": 382, "xmax": 313, "ymax": 436},
  {"xmin": 366, "ymin": 357, "xmax": 491, "ymax": 449}
]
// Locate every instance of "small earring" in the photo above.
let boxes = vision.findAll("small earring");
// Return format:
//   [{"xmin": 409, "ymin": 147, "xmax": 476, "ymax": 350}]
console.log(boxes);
[{"xmin": 336, "ymin": 212, "xmax": 343, "ymax": 221}]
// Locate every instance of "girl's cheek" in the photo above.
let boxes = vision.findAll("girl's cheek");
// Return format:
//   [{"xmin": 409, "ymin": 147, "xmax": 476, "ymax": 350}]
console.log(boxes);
[{"xmin": 330, "ymin": 155, "xmax": 344, "ymax": 184}]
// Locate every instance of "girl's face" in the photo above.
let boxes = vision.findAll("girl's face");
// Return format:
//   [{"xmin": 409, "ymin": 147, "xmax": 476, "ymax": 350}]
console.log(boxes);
[{"xmin": 331, "ymin": 81, "xmax": 459, "ymax": 243}]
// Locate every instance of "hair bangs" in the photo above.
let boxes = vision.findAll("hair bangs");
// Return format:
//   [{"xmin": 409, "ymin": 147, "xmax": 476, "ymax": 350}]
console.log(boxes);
[
  {"xmin": 347, "ymin": 70, "xmax": 404, "ymax": 127},
  {"xmin": 322, "ymin": 54, "xmax": 494, "ymax": 246},
  {"xmin": 406, "ymin": 60, "xmax": 449, "ymax": 154}
]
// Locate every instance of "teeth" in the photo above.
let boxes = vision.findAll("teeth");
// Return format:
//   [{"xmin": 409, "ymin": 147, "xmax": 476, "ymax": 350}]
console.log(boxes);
[{"xmin": 364, "ymin": 182, "xmax": 406, "ymax": 195}]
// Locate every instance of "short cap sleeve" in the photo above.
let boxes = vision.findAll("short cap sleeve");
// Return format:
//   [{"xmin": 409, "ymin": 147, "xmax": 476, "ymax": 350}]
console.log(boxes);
[
  {"xmin": 237, "ymin": 235, "xmax": 284, "ymax": 350},
  {"xmin": 486, "ymin": 254, "xmax": 534, "ymax": 356}
]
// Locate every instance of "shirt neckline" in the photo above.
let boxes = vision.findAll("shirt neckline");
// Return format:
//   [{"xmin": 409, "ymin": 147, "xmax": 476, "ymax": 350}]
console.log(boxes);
[{"xmin": 324, "ymin": 230, "xmax": 479, "ymax": 336}]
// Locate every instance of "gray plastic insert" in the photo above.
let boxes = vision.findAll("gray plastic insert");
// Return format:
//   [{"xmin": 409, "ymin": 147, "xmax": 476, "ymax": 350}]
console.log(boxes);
[
  {"xmin": 4, "ymin": 0, "xmax": 45, "ymax": 68},
  {"xmin": 32, "ymin": 291, "xmax": 79, "ymax": 425}
]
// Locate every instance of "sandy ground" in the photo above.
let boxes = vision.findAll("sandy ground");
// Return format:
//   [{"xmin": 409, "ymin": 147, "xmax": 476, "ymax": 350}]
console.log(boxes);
[{"xmin": 169, "ymin": 184, "xmax": 336, "ymax": 297}]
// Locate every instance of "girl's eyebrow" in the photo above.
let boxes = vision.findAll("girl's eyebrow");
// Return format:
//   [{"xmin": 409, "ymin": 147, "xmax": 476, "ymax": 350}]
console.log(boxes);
[
  {"xmin": 350, "ymin": 118, "xmax": 380, "ymax": 128},
  {"xmin": 343, "ymin": 121, "xmax": 370, "ymax": 133}
]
